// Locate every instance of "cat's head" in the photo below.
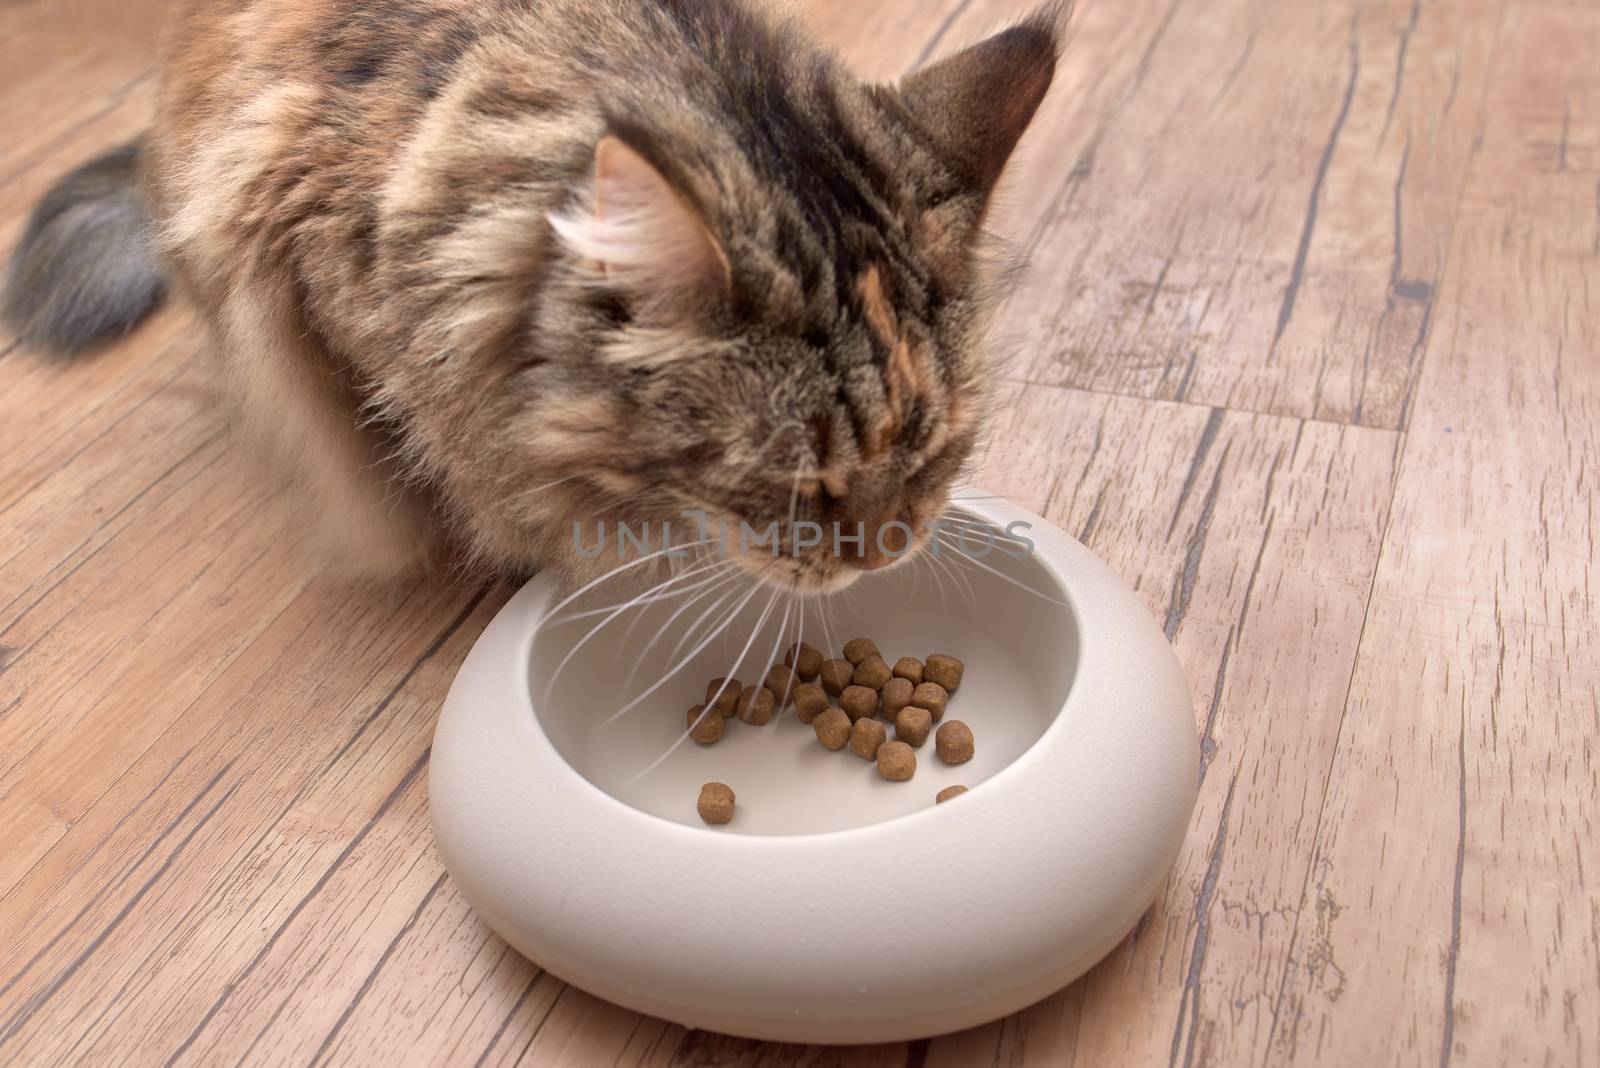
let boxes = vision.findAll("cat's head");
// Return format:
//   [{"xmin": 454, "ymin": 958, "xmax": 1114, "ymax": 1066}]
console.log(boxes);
[{"xmin": 536, "ymin": 7, "xmax": 1061, "ymax": 592}]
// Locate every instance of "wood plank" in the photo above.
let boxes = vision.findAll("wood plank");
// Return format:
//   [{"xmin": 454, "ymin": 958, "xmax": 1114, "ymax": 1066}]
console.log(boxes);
[
  {"xmin": 1268, "ymin": 5, "xmax": 1599, "ymax": 1064},
  {"xmin": 0, "ymin": 581, "xmax": 498, "ymax": 1063},
  {"xmin": 0, "ymin": 50, "xmax": 150, "ymax": 183},
  {"xmin": 920, "ymin": 387, "xmax": 1399, "ymax": 1067},
  {"xmin": 1004, "ymin": 0, "xmax": 1504, "ymax": 429}
]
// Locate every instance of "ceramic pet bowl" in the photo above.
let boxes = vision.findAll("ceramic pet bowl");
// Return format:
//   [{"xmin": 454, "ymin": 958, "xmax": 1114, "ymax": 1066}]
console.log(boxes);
[{"xmin": 428, "ymin": 496, "xmax": 1198, "ymax": 1043}]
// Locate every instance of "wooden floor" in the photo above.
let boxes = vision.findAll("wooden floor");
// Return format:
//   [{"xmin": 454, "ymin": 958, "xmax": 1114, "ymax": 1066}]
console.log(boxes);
[{"xmin": 1, "ymin": 0, "xmax": 1595, "ymax": 1064}]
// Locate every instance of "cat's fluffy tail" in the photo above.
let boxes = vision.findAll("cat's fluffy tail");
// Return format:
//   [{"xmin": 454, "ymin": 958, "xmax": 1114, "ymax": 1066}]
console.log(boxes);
[{"xmin": 2, "ymin": 140, "xmax": 166, "ymax": 356}]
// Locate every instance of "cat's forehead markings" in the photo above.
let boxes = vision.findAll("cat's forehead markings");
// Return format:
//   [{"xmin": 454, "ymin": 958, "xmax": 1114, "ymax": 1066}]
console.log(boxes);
[
  {"xmin": 856, "ymin": 265, "xmax": 943, "ymax": 460},
  {"xmin": 858, "ymin": 265, "xmax": 898, "ymax": 351}
]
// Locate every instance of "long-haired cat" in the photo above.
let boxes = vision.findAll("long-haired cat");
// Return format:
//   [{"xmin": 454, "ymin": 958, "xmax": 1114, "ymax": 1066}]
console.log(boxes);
[{"xmin": 3, "ymin": 0, "xmax": 1062, "ymax": 592}]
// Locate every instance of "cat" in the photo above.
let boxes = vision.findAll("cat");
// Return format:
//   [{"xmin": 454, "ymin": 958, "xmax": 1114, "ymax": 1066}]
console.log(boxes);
[{"xmin": 2, "ymin": 0, "xmax": 1062, "ymax": 592}]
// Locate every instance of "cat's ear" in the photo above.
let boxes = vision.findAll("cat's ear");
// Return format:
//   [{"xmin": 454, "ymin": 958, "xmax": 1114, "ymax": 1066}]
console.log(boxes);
[
  {"xmin": 897, "ymin": 10, "xmax": 1060, "ymax": 282},
  {"xmin": 898, "ymin": 12, "xmax": 1061, "ymax": 198},
  {"xmin": 551, "ymin": 134, "xmax": 731, "ymax": 321}
]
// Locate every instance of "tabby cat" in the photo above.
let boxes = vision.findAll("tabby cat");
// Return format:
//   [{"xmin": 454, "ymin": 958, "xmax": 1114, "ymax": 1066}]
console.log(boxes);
[{"xmin": 3, "ymin": 0, "xmax": 1062, "ymax": 591}]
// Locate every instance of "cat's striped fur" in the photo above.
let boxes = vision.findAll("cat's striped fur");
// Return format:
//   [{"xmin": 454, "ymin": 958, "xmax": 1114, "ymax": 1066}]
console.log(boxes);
[{"xmin": 4, "ymin": 0, "xmax": 1063, "ymax": 588}]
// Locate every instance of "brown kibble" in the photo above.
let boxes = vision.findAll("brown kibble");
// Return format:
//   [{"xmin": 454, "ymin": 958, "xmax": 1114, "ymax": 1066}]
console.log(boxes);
[
  {"xmin": 737, "ymin": 685, "xmax": 776, "ymax": 725},
  {"xmin": 936, "ymin": 785, "xmax": 968, "ymax": 804},
  {"xmin": 925, "ymin": 653, "xmax": 964, "ymax": 693},
  {"xmin": 686, "ymin": 705, "xmax": 725, "ymax": 744},
  {"xmin": 705, "ymin": 677, "xmax": 742, "ymax": 717},
  {"xmin": 877, "ymin": 740, "xmax": 916, "ymax": 781},
  {"xmin": 894, "ymin": 706, "xmax": 932, "ymax": 747},
  {"xmin": 843, "ymin": 637, "xmax": 880, "ymax": 665},
  {"xmin": 839, "ymin": 685, "xmax": 879, "ymax": 722},
  {"xmin": 791, "ymin": 682, "xmax": 828, "ymax": 724},
  {"xmin": 697, "ymin": 782, "xmax": 735, "ymax": 824},
  {"xmin": 814, "ymin": 708, "xmax": 851, "ymax": 750},
  {"xmin": 765, "ymin": 663, "xmax": 800, "ymax": 706},
  {"xmin": 849, "ymin": 717, "xmax": 887, "ymax": 760},
  {"xmin": 936, "ymin": 720, "xmax": 975, "ymax": 764},
  {"xmin": 911, "ymin": 682, "xmax": 948, "ymax": 721},
  {"xmin": 892, "ymin": 657, "xmax": 924, "ymax": 686},
  {"xmin": 785, "ymin": 642, "xmax": 824, "ymax": 681},
  {"xmin": 852, "ymin": 654, "xmax": 892, "ymax": 690},
  {"xmin": 880, "ymin": 677, "xmax": 914, "ymax": 720},
  {"xmin": 819, "ymin": 658, "xmax": 854, "ymax": 696}
]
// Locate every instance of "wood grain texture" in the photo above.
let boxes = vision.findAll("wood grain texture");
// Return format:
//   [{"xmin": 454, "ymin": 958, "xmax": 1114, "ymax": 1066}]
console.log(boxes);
[
  {"xmin": 1003, "ymin": 0, "xmax": 1503, "ymax": 430},
  {"xmin": 0, "ymin": 0, "xmax": 1594, "ymax": 1064},
  {"xmin": 1268, "ymin": 5, "xmax": 1600, "ymax": 1064}
]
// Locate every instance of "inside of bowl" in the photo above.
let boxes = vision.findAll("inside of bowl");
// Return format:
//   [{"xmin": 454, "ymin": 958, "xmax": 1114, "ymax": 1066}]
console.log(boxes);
[{"xmin": 527, "ymin": 514, "xmax": 1079, "ymax": 835}]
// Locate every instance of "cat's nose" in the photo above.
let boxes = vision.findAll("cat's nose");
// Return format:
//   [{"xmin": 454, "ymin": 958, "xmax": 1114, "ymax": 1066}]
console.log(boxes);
[{"xmin": 842, "ymin": 516, "xmax": 912, "ymax": 571}]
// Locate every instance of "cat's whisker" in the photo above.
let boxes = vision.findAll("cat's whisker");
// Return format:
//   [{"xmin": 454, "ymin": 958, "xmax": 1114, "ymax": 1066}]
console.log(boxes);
[
  {"xmin": 688, "ymin": 559, "xmax": 787, "ymax": 716},
  {"xmin": 935, "ymin": 514, "xmax": 1035, "ymax": 551},
  {"xmin": 616, "ymin": 558, "xmax": 738, "ymax": 694},
  {"xmin": 541, "ymin": 553, "xmax": 725, "ymax": 704},
  {"xmin": 729, "ymin": 419, "xmax": 806, "ymax": 482},
  {"xmin": 660, "ymin": 572, "xmax": 755, "ymax": 672},
  {"xmin": 536, "ymin": 538, "xmax": 714, "ymax": 630},
  {"xmin": 618, "ymin": 580, "xmax": 785, "ymax": 782},
  {"xmin": 934, "ymin": 520, "xmax": 1035, "ymax": 557},
  {"xmin": 812, "ymin": 578, "xmax": 842, "ymax": 663},
  {"xmin": 760, "ymin": 584, "xmax": 799, "ymax": 727},
  {"xmin": 522, "ymin": 474, "xmax": 582, "ymax": 499},
  {"xmin": 611, "ymin": 591, "xmax": 774, "ymax": 783},
  {"xmin": 921, "ymin": 541, "xmax": 952, "ymax": 615},
  {"xmin": 926, "ymin": 536, "xmax": 978, "ymax": 610},
  {"xmin": 625, "ymin": 565, "xmax": 747, "ymax": 697},
  {"xmin": 561, "ymin": 553, "xmax": 727, "ymax": 621},
  {"xmin": 936, "ymin": 516, "xmax": 1033, "ymax": 542},
  {"xmin": 944, "ymin": 491, "xmax": 1051, "ymax": 505},
  {"xmin": 793, "ymin": 590, "xmax": 807, "ymax": 675},
  {"xmin": 604, "ymin": 577, "xmax": 777, "ymax": 732},
  {"xmin": 935, "ymin": 531, "xmax": 1071, "ymax": 607}
]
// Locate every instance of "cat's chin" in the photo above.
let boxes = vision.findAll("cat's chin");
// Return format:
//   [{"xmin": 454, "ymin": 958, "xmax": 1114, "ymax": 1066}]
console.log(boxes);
[
  {"xmin": 792, "ymin": 569, "xmax": 864, "ymax": 596},
  {"xmin": 724, "ymin": 552, "xmax": 860, "ymax": 595},
  {"xmin": 731, "ymin": 547, "xmax": 931, "ymax": 596}
]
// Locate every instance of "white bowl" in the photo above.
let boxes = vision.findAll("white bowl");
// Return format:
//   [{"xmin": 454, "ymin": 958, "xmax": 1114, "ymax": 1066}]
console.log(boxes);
[{"xmin": 428, "ymin": 496, "xmax": 1198, "ymax": 1044}]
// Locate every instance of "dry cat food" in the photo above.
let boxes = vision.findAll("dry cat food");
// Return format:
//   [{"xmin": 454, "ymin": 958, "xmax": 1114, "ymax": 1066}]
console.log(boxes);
[
  {"xmin": 791, "ymin": 682, "xmax": 828, "ymax": 724},
  {"xmin": 924, "ymin": 654, "xmax": 963, "ymax": 693},
  {"xmin": 692, "ymin": 636, "xmax": 973, "ymax": 816},
  {"xmin": 910, "ymin": 682, "xmax": 948, "ymax": 722},
  {"xmin": 842, "ymin": 637, "xmax": 880, "ymax": 665},
  {"xmin": 935, "ymin": 720, "xmax": 974, "ymax": 764},
  {"xmin": 813, "ymin": 707, "xmax": 852, "ymax": 750},
  {"xmin": 785, "ymin": 641, "xmax": 824, "ymax": 681},
  {"xmin": 879, "ymin": 676, "xmax": 913, "ymax": 720},
  {"xmin": 764, "ymin": 663, "xmax": 799, "ymax": 706},
  {"xmin": 705, "ymin": 677, "xmax": 741, "ymax": 717},
  {"xmin": 851, "ymin": 654, "xmax": 892, "ymax": 691},
  {"xmin": 850, "ymin": 717, "xmax": 887, "ymax": 760},
  {"xmin": 894, "ymin": 706, "xmax": 932, "ymax": 748},
  {"xmin": 697, "ymin": 782, "xmax": 735, "ymax": 824},
  {"xmin": 819, "ymin": 658, "xmax": 854, "ymax": 696},
  {"xmin": 687, "ymin": 704, "xmax": 725, "ymax": 745},
  {"xmin": 892, "ymin": 656, "xmax": 924, "ymax": 686},
  {"xmin": 876, "ymin": 740, "xmax": 916, "ymax": 781},
  {"xmin": 736, "ymin": 685, "xmax": 776, "ymax": 725},
  {"xmin": 839, "ymin": 684, "xmax": 879, "ymax": 722}
]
